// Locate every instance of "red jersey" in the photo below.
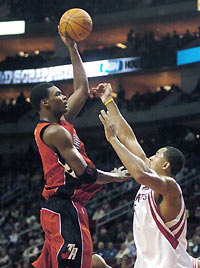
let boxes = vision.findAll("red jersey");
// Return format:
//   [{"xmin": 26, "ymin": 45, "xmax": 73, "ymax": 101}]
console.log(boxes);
[{"xmin": 34, "ymin": 120, "xmax": 102, "ymax": 205}]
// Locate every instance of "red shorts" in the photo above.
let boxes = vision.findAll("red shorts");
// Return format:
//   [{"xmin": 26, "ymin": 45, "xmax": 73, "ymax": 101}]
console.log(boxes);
[{"xmin": 32, "ymin": 197, "xmax": 93, "ymax": 268}]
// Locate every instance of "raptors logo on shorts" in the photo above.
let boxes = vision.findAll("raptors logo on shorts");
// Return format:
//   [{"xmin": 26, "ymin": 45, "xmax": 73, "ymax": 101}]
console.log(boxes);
[{"xmin": 61, "ymin": 244, "xmax": 78, "ymax": 260}]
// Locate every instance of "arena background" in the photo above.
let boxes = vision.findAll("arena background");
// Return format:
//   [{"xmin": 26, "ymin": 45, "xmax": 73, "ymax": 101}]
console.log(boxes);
[{"xmin": 0, "ymin": 0, "xmax": 200, "ymax": 267}]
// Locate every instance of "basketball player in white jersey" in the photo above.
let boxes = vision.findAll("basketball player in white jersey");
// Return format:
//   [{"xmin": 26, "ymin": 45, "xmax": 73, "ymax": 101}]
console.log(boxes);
[
  {"xmin": 190, "ymin": 256, "xmax": 200, "ymax": 268},
  {"xmin": 93, "ymin": 83, "xmax": 197, "ymax": 268}
]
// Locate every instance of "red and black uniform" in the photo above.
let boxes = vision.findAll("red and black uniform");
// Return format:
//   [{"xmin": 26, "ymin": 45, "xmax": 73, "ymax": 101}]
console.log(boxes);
[{"xmin": 32, "ymin": 120, "xmax": 102, "ymax": 268}]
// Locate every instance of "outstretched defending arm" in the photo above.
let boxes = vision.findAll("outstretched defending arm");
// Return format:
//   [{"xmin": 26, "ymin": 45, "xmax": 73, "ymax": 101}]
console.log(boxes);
[
  {"xmin": 93, "ymin": 83, "xmax": 148, "ymax": 164},
  {"xmin": 99, "ymin": 110, "xmax": 179, "ymax": 196},
  {"xmin": 58, "ymin": 27, "xmax": 89, "ymax": 122}
]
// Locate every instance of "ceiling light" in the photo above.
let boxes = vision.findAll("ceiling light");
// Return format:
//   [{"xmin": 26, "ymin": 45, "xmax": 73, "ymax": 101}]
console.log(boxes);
[
  {"xmin": 18, "ymin": 51, "xmax": 24, "ymax": 56},
  {"xmin": 116, "ymin": 43, "xmax": 127, "ymax": 49}
]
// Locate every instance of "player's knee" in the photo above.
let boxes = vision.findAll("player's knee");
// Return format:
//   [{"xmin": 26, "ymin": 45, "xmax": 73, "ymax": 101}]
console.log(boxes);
[{"xmin": 92, "ymin": 254, "xmax": 112, "ymax": 268}]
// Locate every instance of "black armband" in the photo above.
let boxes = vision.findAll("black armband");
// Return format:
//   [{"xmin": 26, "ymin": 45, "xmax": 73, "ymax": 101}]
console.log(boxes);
[{"xmin": 78, "ymin": 166, "xmax": 97, "ymax": 184}]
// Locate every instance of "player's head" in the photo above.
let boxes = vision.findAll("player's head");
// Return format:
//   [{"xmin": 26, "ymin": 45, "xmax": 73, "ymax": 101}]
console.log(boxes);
[
  {"xmin": 30, "ymin": 82, "xmax": 67, "ymax": 116},
  {"xmin": 149, "ymin": 146, "xmax": 185, "ymax": 177},
  {"xmin": 30, "ymin": 83, "xmax": 53, "ymax": 111}
]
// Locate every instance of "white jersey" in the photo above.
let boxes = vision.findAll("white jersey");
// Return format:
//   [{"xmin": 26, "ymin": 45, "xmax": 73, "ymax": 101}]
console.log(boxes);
[
  {"xmin": 133, "ymin": 185, "xmax": 193, "ymax": 268},
  {"xmin": 191, "ymin": 256, "xmax": 199, "ymax": 268}
]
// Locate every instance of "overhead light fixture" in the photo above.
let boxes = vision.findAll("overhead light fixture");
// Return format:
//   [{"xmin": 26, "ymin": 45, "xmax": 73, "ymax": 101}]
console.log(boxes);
[
  {"xmin": 116, "ymin": 43, "xmax": 127, "ymax": 49},
  {"xmin": 163, "ymin": 86, "xmax": 171, "ymax": 91},
  {"xmin": 18, "ymin": 51, "xmax": 25, "ymax": 56},
  {"xmin": 0, "ymin": 20, "xmax": 25, "ymax": 35}
]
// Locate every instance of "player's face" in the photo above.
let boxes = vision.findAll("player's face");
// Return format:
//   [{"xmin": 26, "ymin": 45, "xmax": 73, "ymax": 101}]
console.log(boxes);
[
  {"xmin": 47, "ymin": 86, "xmax": 68, "ymax": 115},
  {"xmin": 149, "ymin": 148, "xmax": 168, "ymax": 173}
]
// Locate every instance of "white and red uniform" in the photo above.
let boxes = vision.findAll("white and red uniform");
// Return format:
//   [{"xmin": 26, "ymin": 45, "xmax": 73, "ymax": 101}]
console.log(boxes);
[
  {"xmin": 191, "ymin": 256, "xmax": 199, "ymax": 268},
  {"xmin": 133, "ymin": 185, "xmax": 193, "ymax": 268}
]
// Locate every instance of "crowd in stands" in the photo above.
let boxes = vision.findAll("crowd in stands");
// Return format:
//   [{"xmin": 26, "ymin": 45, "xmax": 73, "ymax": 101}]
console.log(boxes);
[
  {"xmin": 0, "ymin": 93, "xmax": 32, "ymax": 123},
  {"xmin": 125, "ymin": 27, "xmax": 200, "ymax": 68},
  {"xmin": 0, "ymin": 126, "xmax": 200, "ymax": 267},
  {"xmin": 0, "ymin": 51, "xmax": 54, "ymax": 71},
  {"xmin": 0, "ymin": 26, "xmax": 199, "ymax": 71},
  {"xmin": 1, "ymin": 78, "xmax": 200, "ymax": 124}
]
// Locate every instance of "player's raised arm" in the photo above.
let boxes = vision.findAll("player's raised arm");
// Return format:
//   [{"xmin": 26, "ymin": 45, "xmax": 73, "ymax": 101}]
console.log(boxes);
[
  {"xmin": 58, "ymin": 27, "xmax": 89, "ymax": 122},
  {"xmin": 99, "ymin": 110, "xmax": 180, "ymax": 197},
  {"xmin": 93, "ymin": 83, "xmax": 148, "ymax": 164}
]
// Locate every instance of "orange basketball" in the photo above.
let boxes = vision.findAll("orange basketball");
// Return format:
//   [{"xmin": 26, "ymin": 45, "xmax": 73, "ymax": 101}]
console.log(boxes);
[{"xmin": 59, "ymin": 8, "xmax": 93, "ymax": 42}]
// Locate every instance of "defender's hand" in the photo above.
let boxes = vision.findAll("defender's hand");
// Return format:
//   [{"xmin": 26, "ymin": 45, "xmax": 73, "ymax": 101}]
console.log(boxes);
[{"xmin": 92, "ymin": 83, "xmax": 112, "ymax": 104}]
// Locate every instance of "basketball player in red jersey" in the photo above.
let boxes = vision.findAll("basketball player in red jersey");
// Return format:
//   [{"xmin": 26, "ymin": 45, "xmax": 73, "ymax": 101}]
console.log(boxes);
[
  {"xmin": 93, "ymin": 83, "xmax": 198, "ymax": 268},
  {"xmin": 30, "ymin": 30, "xmax": 129, "ymax": 268}
]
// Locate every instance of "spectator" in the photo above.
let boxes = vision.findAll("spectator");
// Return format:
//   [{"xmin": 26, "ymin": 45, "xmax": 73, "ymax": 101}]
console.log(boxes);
[
  {"xmin": 9, "ymin": 230, "xmax": 19, "ymax": 244},
  {"xmin": 0, "ymin": 249, "xmax": 11, "ymax": 267},
  {"xmin": 116, "ymin": 243, "xmax": 130, "ymax": 259},
  {"xmin": 92, "ymin": 207, "xmax": 105, "ymax": 220},
  {"xmin": 124, "ymin": 231, "xmax": 135, "ymax": 248},
  {"xmin": 96, "ymin": 241, "xmax": 106, "ymax": 258},
  {"xmin": 23, "ymin": 238, "xmax": 39, "ymax": 263},
  {"xmin": 191, "ymin": 234, "xmax": 200, "ymax": 258},
  {"xmin": 98, "ymin": 228, "xmax": 110, "ymax": 244},
  {"xmin": 104, "ymin": 242, "xmax": 118, "ymax": 259}
]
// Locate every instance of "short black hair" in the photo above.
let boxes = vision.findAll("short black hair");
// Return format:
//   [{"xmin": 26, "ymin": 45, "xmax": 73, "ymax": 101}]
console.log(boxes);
[
  {"xmin": 30, "ymin": 82, "xmax": 54, "ymax": 111},
  {"xmin": 164, "ymin": 146, "xmax": 185, "ymax": 177}
]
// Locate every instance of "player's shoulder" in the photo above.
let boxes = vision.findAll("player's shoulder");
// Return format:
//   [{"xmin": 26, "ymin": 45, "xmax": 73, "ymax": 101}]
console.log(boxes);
[
  {"xmin": 164, "ymin": 175, "xmax": 176, "ymax": 183},
  {"xmin": 43, "ymin": 123, "xmax": 70, "ymax": 141},
  {"xmin": 164, "ymin": 175, "xmax": 182, "ymax": 196}
]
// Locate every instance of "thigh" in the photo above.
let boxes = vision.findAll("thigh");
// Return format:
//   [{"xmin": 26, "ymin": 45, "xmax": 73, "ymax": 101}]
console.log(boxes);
[{"xmin": 40, "ymin": 198, "xmax": 92, "ymax": 268}]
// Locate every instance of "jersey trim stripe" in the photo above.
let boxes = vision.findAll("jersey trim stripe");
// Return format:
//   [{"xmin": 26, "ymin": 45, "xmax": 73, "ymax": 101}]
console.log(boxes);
[
  {"xmin": 148, "ymin": 192, "xmax": 179, "ymax": 249},
  {"xmin": 41, "ymin": 208, "xmax": 64, "ymax": 268},
  {"xmin": 169, "ymin": 206, "xmax": 186, "ymax": 232},
  {"xmin": 71, "ymin": 201, "xmax": 83, "ymax": 268},
  {"xmin": 174, "ymin": 217, "xmax": 186, "ymax": 239},
  {"xmin": 191, "ymin": 256, "xmax": 198, "ymax": 268}
]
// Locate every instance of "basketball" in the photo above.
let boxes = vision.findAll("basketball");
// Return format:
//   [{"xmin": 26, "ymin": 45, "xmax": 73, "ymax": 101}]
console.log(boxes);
[{"xmin": 59, "ymin": 8, "xmax": 93, "ymax": 42}]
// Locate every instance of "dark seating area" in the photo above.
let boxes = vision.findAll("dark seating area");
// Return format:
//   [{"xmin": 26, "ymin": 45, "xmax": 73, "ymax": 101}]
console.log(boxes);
[
  {"xmin": 1, "ymin": 80, "xmax": 200, "ymax": 124},
  {"xmin": 2, "ymin": 0, "xmax": 192, "ymax": 23},
  {"xmin": 0, "ymin": 27, "xmax": 199, "ymax": 71}
]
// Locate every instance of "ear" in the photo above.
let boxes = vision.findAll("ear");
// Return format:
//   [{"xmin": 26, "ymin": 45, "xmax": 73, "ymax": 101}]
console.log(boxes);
[
  {"xmin": 41, "ymin": 99, "xmax": 49, "ymax": 107},
  {"xmin": 162, "ymin": 161, "xmax": 170, "ymax": 170}
]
